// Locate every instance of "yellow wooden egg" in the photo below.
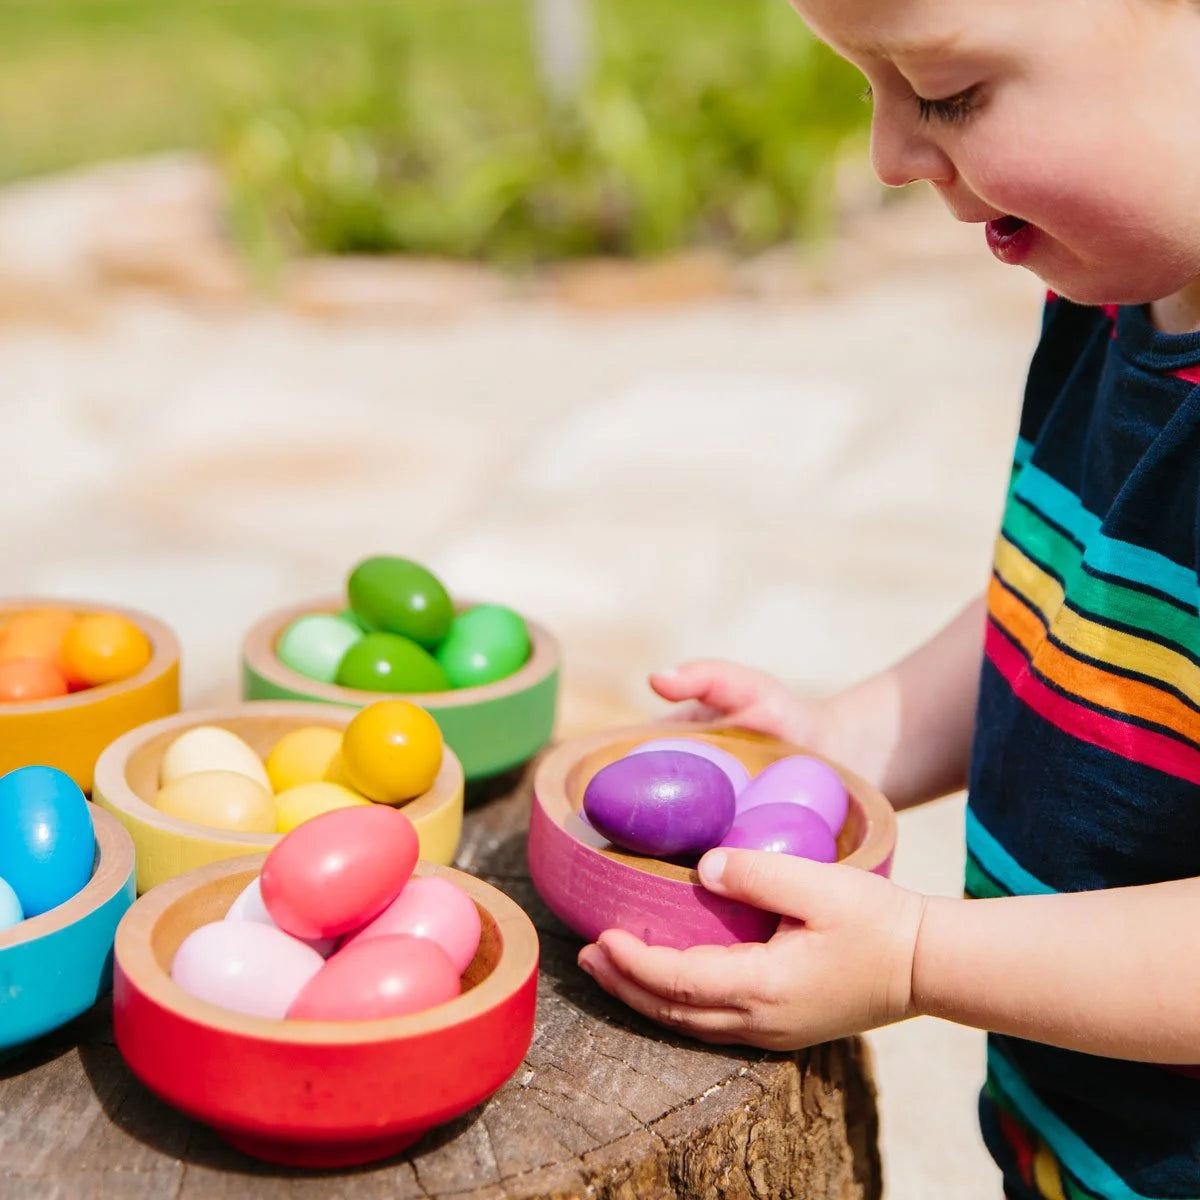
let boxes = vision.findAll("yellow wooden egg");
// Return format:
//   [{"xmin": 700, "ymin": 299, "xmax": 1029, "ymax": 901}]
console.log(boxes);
[
  {"xmin": 153, "ymin": 770, "xmax": 276, "ymax": 834},
  {"xmin": 323, "ymin": 750, "xmax": 355, "ymax": 789},
  {"xmin": 265, "ymin": 726, "xmax": 343, "ymax": 794},
  {"xmin": 160, "ymin": 726, "xmax": 271, "ymax": 792},
  {"xmin": 274, "ymin": 781, "xmax": 371, "ymax": 834}
]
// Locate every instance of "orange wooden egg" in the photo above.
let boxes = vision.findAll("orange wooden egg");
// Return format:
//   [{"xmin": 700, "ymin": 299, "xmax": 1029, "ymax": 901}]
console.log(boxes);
[
  {"xmin": 0, "ymin": 658, "xmax": 69, "ymax": 703},
  {"xmin": 0, "ymin": 609, "xmax": 77, "ymax": 671},
  {"xmin": 61, "ymin": 613, "xmax": 153, "ymax": 689}
]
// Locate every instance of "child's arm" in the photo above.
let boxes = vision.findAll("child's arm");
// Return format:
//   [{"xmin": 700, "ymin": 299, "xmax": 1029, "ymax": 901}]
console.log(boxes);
[
  {"xmin": 915, "ymin": 879, "xmax": 1200, "ymax": 1063},
  {"xmin": 580, "ymin": 849, "xmax": 1200, "ymax": 1063},
  {"xmin": 652, "ymin": 593, "xmax": 987, "ymax": 811}
]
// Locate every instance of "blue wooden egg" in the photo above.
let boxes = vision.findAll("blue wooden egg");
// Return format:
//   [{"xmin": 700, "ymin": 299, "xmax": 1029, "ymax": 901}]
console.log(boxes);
[{"xmin": 0, "ymin": 765, "xmax": 95, "ymax": 918}]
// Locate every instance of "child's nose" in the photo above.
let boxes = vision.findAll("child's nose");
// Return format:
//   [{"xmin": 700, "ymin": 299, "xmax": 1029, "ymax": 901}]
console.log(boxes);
[{"xmin": 869, "ymin": 111, "xmax": 955, "ymax": 189}]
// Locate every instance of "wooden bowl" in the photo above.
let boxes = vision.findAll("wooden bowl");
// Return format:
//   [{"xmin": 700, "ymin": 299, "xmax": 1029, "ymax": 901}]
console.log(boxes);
[
  {"xmin": 241, "ymin": 596, "xmax": 560, "ymax": 782},
  {"xmin": 0, "ymin": 598, "xmax": 180, "ymax": 793},
  {"xmin": 528, "ymin": 723, "xmax": 897, "ymax": 950},
  {"xmin": 91, "ymin": 702, "xmax": 464, "ymax": 894},
  {"xmin": 113, "ymin": 855, "xmax": 540, "ymax": 1167},
  {"xmin": 0, "ymin": 806, "xmax": 136, "ymax": 1054}
]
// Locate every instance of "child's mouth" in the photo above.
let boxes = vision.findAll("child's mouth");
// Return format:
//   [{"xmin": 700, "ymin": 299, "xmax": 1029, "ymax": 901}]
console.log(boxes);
[{"xmin": 985, "ymin": 216, "xmax": 1035, "ymax": 264}]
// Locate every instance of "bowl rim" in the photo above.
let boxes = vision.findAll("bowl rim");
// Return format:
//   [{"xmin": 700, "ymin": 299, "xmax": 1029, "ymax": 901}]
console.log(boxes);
[
  {"xmin": 91, "ymin": 700, "xmax": 464, "ymax": 846},
  {"xmin": 533, "ymin": 721, "xmax": 897, "ymax": 883},
  {"xmin": 115, "ymin": 855, "xmax": 540, "ymax": 1044},
  {"xmin": 242, "ymin": 595, "xmax": 560, "ymax": 709},
  {"xmin": 0, "ymin": 597, "xmax": 180, "ymax": 715},
  {"xmin": 0, "ymin": 805, "xmax": 134, "ymax": 951}
]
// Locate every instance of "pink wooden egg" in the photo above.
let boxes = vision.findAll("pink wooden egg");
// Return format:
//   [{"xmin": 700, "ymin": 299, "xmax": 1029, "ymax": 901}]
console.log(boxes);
[
  {"xmin": 341, "ymin": 875, "xmax": 482, "ymax": 973},
  {"xmin": 260, "ymin": 806, "xmax": 418, "ymax": 941},
  {"xmin": 286, "ymin": 933, "xmax": 461, "ymax": 1021}
]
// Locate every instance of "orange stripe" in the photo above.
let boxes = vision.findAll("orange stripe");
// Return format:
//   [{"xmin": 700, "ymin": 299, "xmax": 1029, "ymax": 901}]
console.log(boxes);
[{"xmin": 988, "ymin": 577, "xmax": 1200, "ymax": 744}]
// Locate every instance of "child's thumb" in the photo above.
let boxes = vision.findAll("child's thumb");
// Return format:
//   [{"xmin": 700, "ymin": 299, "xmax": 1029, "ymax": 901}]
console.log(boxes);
[{"xmin": 697, "ymin": 847, "xmax": 835, "ymax": 921}]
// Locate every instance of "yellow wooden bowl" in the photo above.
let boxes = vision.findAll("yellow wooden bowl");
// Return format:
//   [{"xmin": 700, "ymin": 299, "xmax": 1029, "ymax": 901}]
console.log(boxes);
[
  {"xmin": 92, "ymin": 702, "xmax": 464, "ymax": 893},
  {"xmin": 0, "ymin": 597, "xmax": 180, "ymax": 793}
]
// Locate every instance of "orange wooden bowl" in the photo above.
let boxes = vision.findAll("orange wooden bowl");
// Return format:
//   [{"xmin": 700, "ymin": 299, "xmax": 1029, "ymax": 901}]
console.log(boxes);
[
  {"xmin": 113, "ymin": 855, "xmax": 539, "ymax": 1167},
  {"xmin": 0, "ymin": 598, "xmax": 180, "ymax": 793},
  {"xmin": 92, "ymin": 702, "xmax": 464, "ymax": 893},
  {"xmin": 529, "ymin": 723, "xmax": 897, "ymax": 949}
]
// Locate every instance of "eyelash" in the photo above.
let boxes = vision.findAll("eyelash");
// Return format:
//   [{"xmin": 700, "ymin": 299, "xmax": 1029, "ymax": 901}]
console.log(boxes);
[{"xmin": 860, "ymin": 84, "xmax": 982, "ymax": 126}]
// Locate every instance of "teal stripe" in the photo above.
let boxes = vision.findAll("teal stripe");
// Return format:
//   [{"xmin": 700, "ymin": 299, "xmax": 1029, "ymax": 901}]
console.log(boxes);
[
  {"xmin": 1015, "ymin": 464, "xmax": 1199, "ymax": 609},
  {"xmin": 1014, "ymin": 436, "xmax": 1035, "ymax": 467},
  {"xmin": 988, "ymin": 1046, "xmax": 1153, "ymax": 1200},
  {"xmin": 965, "ymin": 808, "xmax": 1056, "ymax": 897}
]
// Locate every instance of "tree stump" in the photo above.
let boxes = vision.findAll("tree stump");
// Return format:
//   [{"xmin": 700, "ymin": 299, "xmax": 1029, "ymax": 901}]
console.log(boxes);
[{"xmin": 0, "ymin": 767, "xmax": 882, "ymax": 1200}]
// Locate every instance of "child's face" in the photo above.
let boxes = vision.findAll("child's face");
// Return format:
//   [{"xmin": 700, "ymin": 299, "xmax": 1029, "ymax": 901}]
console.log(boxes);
[{"xmin": 793, "ymin": 0, "xmax": 1200, "ymax": 307}]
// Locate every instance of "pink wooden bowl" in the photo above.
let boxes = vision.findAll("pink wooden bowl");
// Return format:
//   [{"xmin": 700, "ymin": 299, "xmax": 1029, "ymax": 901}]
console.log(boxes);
[
  {"xmin": 113, "ymin": 856, "xmax": 539, "ymax": 1168},
  {"xmin": 528, "ymin": 723, "xmax": 897, "ymax": 949}
]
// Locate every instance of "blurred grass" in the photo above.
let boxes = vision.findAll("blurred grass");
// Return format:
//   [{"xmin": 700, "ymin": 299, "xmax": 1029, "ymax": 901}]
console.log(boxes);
[{"xmin": 0, "ymin": 0, "xmax": 870, "ymax": 265}]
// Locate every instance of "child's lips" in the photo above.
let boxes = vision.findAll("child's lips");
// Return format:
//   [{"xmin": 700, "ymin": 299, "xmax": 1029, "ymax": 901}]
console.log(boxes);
[{"xmin": 985, "ymin": 216, "xmax": 1035, "ymax": 264}]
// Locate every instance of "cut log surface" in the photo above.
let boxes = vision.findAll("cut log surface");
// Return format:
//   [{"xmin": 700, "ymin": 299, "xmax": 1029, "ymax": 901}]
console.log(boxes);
[{"xmin": 0, "ymin": 766, "xmax": 882, "ymax": 1200}]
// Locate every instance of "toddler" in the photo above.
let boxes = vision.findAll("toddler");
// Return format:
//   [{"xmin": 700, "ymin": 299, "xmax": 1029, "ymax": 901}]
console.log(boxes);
[{"xmin": 577, "ymin": 1, "xmax": 1200, "ymax": 1196}]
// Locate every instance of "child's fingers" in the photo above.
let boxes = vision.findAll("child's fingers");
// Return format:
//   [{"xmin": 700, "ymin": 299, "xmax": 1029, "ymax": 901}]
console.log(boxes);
[
  {"xmin": 578, "ymin": 944, "xmax": 749, "ymax": 1041},
  {"xmin": 593, "ymin": 929, "xmax": 756, "ymax": 1008},
  {"xmin": 698, "ymin": 847, "xmax": 842, "ymax": 921},
  {"xmin": 649, "ymin": 659, "xmax": 763, "ymax": 709}
]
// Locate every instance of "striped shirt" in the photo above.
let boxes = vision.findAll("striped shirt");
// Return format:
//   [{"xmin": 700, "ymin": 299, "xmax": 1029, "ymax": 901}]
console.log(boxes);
[{"xmin": 968, "ymin": 295, "xmax": 1200, "ymax": 1200}]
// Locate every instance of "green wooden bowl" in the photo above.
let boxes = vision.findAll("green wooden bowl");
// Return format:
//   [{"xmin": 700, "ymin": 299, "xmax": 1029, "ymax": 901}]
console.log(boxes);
[{"xmin": 242, "ymin": 597, "xmax": 560, "ymax": 783}]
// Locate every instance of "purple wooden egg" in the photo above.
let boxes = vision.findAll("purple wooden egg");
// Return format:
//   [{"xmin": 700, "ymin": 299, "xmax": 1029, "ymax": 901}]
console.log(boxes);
[
  {"xmin": 582, "ymin": 751, "xmax": 736, "ymax": 858},
  {"xmin": 719, "ymin": 803, "xmax": 838, "ymax": 862},
  {"xmin": 627, "ymin": 738, "xmax": 751, "ymax": 796},
  {"xmin": 736, "ymin": 755, "xmax": 849, "ymax": 834}
]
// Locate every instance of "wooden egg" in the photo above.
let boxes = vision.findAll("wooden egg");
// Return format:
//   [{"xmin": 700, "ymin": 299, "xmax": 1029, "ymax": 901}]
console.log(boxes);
[
  {"xmin": 112, "ymin": 857, "xmax": 539, "ymax": 1168},
  {"xmin": 92, "ymin": 702, "xmax": 463, "ymax": 893},
  {"xmin": 242, "ymin": 596, "xmax": 560, "ymax": 782},
  {"xmin": 0, "ymin": 598, "xmax": 180, "ymax": 793},
  {"xmin": 529, "ymin": 723, "xmax": 897, "ymax": 950},
  {"xmin": 0, "ymin": 806, "xmax": 135, "ymax": 1053}
]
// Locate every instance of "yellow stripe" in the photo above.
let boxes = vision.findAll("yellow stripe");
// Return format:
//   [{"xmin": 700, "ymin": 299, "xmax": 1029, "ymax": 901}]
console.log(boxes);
[{"xmin": 994, "ymin": 537, "xmax": 1200, "ymax": 710}]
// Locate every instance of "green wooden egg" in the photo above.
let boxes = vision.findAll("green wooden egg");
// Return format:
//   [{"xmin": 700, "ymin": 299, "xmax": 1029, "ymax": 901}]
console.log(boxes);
[
  {"xmin": 346, "ymin": 557, "xmax": 453, "ymax": 649},
  {"xmin": 436, "ymin": 605, "xmax": 531, "ymax": 689},
  {"xmin": 335, "ymin": 632, "xmax": 449, "ymax": 693},
  {"xmin": 276, "ymin": 614, "xmax": 363, "ymax": 683}
]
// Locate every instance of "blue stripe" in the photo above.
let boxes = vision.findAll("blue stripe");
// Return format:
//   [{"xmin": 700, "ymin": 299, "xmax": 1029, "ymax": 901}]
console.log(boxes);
[
  {"xmin": 965, "ymin": 807, "xmax": 1056, "ymax": 897},
  {"xmin": 988, "ymin": 1046, "xmax": 1152, "ymax": 1200},
  {"xmin": 1014, "ymin": 463, "xmax": 1199, "ymax": 609}
]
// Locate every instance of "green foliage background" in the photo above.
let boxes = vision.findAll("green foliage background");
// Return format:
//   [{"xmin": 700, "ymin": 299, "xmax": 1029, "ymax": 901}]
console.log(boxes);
[{"xmin": 1, "ymin": 0, "xmax": 870, "ymax": 264}]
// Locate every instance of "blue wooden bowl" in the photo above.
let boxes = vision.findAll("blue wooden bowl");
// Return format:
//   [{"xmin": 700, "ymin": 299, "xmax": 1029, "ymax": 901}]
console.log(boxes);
[{"xmin": 0, "ymin": 805, "xmax": 136, "ymax": 1055}]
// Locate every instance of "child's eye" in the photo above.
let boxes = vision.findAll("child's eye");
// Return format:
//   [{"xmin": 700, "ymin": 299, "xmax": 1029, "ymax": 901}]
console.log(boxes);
[{"xmin": 915, "ymin": 85, "xmax": 982, "ymax": 125}]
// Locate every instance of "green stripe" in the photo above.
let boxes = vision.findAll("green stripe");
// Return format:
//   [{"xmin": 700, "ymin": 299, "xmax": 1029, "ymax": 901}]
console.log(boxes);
[
  {"xmin": 1003, "ymin": 500, "xmax": 1200, "ymax": 659},
  {"xmin": 965, "ymin": 851, "xmax": 1008, "ymax": 899}
]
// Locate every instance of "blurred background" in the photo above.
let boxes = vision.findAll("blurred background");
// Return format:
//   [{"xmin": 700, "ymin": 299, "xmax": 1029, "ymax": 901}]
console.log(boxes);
[{"xmin": 1, "ymin": 2, "xmax": 1044, "ymax": 1195}]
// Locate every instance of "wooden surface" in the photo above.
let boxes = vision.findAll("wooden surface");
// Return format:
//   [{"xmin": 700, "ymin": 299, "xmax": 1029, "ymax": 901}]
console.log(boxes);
[{"xmin": 0, "ymin": 764, "xmax": 883, "ymax": 1200}]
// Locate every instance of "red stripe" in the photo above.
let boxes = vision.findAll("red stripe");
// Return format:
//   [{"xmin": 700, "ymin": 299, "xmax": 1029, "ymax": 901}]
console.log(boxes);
[
  {"xmin": 1045, "ymin": 290, "xmax": 1059, "ymax": 304},
  {"xmin": 996, "ymin": 1105, "xmax": 1036, "ymax": 1186},
  {"xmin": 986, "ymin": 622, "xmax": 1200, "ymax": 785},
  {"xmin": 1174, "ymin": 363, "xmax": 1200, "ymax": 385}
]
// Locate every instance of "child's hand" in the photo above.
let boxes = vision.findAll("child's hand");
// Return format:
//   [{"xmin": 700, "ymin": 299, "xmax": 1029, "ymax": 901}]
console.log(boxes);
[
  {"xmin": 577, "ymin": 848, "xmax": 926, "ymax": 1050},
  {"xmin": 649, "ymin": 659, "xmax": 822, "ymax": 747}
]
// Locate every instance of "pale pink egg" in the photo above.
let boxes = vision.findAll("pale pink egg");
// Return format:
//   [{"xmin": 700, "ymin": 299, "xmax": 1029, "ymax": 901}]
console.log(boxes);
[
  {"xmin": 341, "ymin": 875, "xmax": 482, "ymax": 973},
  {"xmin": 171, "ymin": 920, "xmax": 324, "ymax": 1019}
]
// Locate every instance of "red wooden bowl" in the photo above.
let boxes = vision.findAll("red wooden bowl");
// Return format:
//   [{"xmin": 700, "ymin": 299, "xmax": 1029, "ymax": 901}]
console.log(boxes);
[
  {"xmin": 529, "ymin": 723, "xmax": 896, "ymax": 950},
  {"xmin": 113, "ymin": 856, "xmax": 539, "ymax": 1168}
]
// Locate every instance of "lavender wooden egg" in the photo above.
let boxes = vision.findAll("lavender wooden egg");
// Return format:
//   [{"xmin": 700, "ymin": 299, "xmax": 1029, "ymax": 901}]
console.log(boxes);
[
  {"xmin": 582, "ymin": 751, "xmax": 735, "ymax": 858},
  {"xmin": 734, "ymin": 755, "xmax": 849, "ymax": 834},
  {"xmin": 627, "ymin": 737, "xmax": 751, "ymax": 796},
  {"xmin": 719, "ymin": 802, "xmax": 837, "ymax": 862}
]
